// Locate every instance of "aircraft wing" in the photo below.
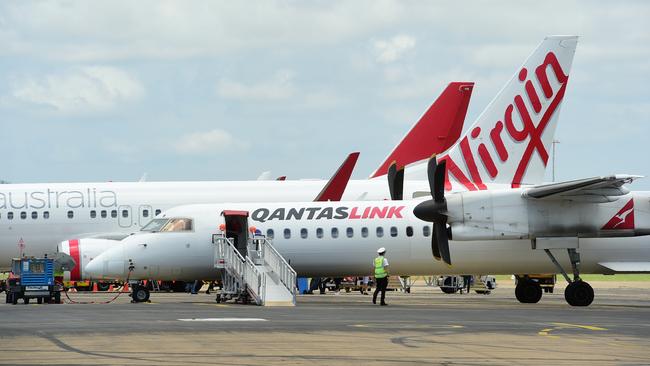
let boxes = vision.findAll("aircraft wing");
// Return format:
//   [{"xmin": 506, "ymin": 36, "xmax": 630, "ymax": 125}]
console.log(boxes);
[
  {"xmin": 599, "ymin": 262, "xmax": 650, "ymax": 273},
  {"xmin": 522, "ymin": 175, "xmax": 643, "ymax": 202},
  {"xmin": 314, "ymin": 152, "xmax": 360, "ymax": 202}
]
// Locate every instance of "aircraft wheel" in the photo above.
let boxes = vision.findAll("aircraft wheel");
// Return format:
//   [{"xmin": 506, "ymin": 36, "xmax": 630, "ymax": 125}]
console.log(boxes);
[
  {"xmin": 564, "ymin": 281, "xmax": 594, "ymax": 307},
  {"xmin": 132, "ymin": 285, "xmax": 150, "ymax": 303},
  {"xmin": 515, "ymin": 280, "xmax": 542, "ymax": 303}
]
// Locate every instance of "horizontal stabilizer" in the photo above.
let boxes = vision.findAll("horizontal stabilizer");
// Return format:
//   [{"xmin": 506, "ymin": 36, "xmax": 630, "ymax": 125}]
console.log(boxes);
[{"xmin": 523, "ymin": 175, "xmax": 642, "ymax": 202}]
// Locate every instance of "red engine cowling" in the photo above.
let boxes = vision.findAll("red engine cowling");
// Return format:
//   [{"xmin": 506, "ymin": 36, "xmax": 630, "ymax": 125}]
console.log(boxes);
[{"xmin": 57, "ymin": 238, "xmax": 120, "ymax": 281}]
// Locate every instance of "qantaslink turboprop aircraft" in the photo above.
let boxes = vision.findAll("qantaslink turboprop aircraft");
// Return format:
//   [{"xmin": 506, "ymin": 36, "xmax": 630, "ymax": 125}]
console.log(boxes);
[
  {"xmin": 45, "ymin": 35, "xmax": 576, "ymax": 284},
  {"xmin": 86, "ymin": 156, "xmax": 650, "ymax": 307}
]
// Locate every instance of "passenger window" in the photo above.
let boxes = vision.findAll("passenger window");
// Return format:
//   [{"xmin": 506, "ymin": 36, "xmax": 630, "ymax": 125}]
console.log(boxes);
[
  {"xmin": 266, "ymin": 229, "xmax": 274, "ymax": 239},
  {"xmin": 300, "ymin": 228, "xmax": 308, "ymax": 239},
  {"xmin": 160, "ymin": 218, "xmax": 193, "ymax": 232},
  {"xmin": 111, "ymin": 210, "xmax": 117, "ymax": 218},
  {"xmin": 122, "ymin": 210, "xmax": 128, "ymax": 218},
  {"xmin": 31, "ymin": 211, "xmax": 37, "ymax": 219},
  {"xmin": 361, "ymin": 227, "xmax": 368, "ymax": 238},
  {"xmin": 101, "ymin": 210, "xmax": 107, "ymax": 218},
  {"xmin": 316, "ymin": 228, "xmax": 323, "ymax": 239},
  {"xmin": 346, "ymin": 227, "xmax": 354, "ymax": 238},
  {"xmin": 67, "ymin": 211, "xmax": 74, "ymax": 219},
  {"xmin": 155, "ymin": 209, "xmax": 161, "ymax": 216},
  {"xmin": 376, "ymin": 227, "xmax": 384, "ymax": 238},
  {"xmin": 90, "ymin": 210, "xmax": 96, "ymax": 218},
  {"xmin": 406, "ymin": 226, "xmax": 413, "ymax": 237},
  {"xmin": 423, "ymin": 226, "xmax": 431, "ymax": 237},
  {"xmin": 43, "ymin": 211, "xmax": 49, "ymax": 219},
  {"xmin": 8, "ymin": 212, "xmax": 13, "ymax": 220},
  {"xmin": 390, "ymin": 226, "xmax": 398, "ymax": 237},
  {"xmin": 284, "ymin": 228, "xmax": 291, "ymax": 239},
  {"xmin": 20, "ymin": 211, "xmax": 27, "ymax": 219},
  {"xmin": 143, "ymin": 209, "xmax": 149, "ymax": 218},
  {"xmin": 331, "ymin": 228, "xmax": 339, "ymax": 238}
]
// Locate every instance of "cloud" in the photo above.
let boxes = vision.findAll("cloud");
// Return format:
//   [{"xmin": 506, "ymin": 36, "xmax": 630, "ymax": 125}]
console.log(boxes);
[
  {"xmin": 173, "ymin": 129, "xmax": 249, "ymax": 154},
  {"xmin": 11, "ymin": 66, "xmax": 144, "ymax": 113},
  {"xmin": 373, "ymin": 34, "xmax": 415, "ymax": 63},
  {"xmin": 216, "ymin": 70, "xmax": 296, "ymax": 101}
]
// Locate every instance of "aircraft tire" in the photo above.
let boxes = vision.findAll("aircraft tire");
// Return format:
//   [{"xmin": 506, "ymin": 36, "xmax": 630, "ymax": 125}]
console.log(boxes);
[
  {"xmin": 132, "ymin": 285, "xmax": 151, "ymax": 303},
  {"xmin": 564, "ymin": 281, "xmax": 594, "ymax": 307},
  {"xmin": 515, "ymin": 280, "xmax": 542, "ymax": 303}
]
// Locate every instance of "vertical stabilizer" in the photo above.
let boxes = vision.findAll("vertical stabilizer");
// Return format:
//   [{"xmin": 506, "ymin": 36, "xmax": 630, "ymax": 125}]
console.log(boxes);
[{"xmin": 407, "ymin": 36, "xmax": 578, "ymax": 190}]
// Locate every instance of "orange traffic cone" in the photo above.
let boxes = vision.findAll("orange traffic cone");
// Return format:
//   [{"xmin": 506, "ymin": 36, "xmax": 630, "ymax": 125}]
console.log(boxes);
[
  {"xmin": 68, "ymin": 287, "xmax": 77, "ymax": 293},
  {"xmin": 122, "ymin": 282, "xmax": 130, "ymax": 293},
  {"xmin": 92, "ymin": 282, "xmax": 99, "ymax": 292},
  {"xmin": 108, "ymin": 284, "xmax": 115, "ymax": 292}
]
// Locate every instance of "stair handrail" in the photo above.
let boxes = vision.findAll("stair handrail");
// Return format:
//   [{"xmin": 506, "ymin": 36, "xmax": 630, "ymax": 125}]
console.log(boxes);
[{"xmin": 251, "ymin": 236, "xmax": 297, "ymax": 297}]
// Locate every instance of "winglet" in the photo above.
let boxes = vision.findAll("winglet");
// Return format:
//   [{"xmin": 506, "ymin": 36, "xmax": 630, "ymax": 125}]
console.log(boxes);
[
  {"xmin": 369, "ymin": 82, "xmax": 474, "ymax": 178},
  {"xmin": 314, "ymin": 152, "xmax": 360, "ymax": 202}
]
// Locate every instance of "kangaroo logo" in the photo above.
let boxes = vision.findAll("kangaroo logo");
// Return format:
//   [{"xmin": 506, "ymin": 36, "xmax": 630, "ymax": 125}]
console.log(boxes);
[{"xmin": 602, "ymin": 199, "xmax": 635, "ymax": 230}]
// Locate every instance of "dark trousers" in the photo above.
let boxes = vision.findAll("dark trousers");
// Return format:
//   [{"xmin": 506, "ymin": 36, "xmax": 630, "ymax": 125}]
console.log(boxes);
[{"xmin": 373, "ymin": 277, "xmax": 388, "ymax": 304}]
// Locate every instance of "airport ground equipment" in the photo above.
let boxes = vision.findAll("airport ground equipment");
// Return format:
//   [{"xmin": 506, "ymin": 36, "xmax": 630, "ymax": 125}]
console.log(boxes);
[
  {"xmin": 213, "ymin": 234, "xmax": 296, "ymax": 306},
  {"xmin": 5, "ymin": 257, "xmax": 62, "ymax": 305},
  {"xmin": 436, "ymin": 275, "xmax": 497, "ymax": 294}
]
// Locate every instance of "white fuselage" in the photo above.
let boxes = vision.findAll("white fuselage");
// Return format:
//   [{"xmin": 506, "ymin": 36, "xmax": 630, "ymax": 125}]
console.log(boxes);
[
  {"xmin": 0, "ymin": 179, "xmax": 436, "ymax": 269},
  {"xmin": 86, "ymin": 192, "xmax": 650, "ymax": 281}
]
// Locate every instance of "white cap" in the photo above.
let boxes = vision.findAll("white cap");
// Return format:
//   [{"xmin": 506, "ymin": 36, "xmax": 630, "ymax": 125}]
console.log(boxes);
[{"xmin": 377, "ymin": 247, "xmax": 386, "ymax": 254}]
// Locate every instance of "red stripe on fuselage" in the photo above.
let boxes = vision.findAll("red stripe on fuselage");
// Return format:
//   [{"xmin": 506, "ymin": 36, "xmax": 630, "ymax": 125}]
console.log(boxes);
[{"xmin": 69, "ymin": 239, "xmax": 81, "ymax": 281}]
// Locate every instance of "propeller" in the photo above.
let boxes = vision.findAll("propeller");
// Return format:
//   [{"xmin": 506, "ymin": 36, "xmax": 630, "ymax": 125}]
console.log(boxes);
[
  {"xmin": 413, "ymin": 156, "xmax": 452, "ymax": 266},
  {"xmin": 387, "ymin": 161, "xmax": 404, "ymax": 201}
]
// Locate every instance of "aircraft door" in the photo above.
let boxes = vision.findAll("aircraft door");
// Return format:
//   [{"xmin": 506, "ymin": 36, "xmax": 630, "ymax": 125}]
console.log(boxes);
[
  {"xmin": 138, "ymin": 205, "xmax": 153, "ymax": 227},
  {"xmin": 118, "ymin": 205, "xmax": 133, "ymax": 228},
  {"xmin": 221, "ymin": 211, "xmax": 250, "ymax": 257}
]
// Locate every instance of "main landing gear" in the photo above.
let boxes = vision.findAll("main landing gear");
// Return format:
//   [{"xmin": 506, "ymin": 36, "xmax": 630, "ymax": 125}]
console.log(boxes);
[{"xmin": 546, "ymin": 248, "xmax": 594, "ymax": 307}]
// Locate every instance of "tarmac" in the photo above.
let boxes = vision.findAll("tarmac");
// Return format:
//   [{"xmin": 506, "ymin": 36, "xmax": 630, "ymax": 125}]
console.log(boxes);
[{"xmin": 1, "ymin": 280, "xmax": 649, "ymax": 365}]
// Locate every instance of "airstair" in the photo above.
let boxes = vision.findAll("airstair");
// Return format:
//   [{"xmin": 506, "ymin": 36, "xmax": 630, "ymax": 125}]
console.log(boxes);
[{"xmin": 213, "ymin": 234, "xmax": 296, "ymax": 306}]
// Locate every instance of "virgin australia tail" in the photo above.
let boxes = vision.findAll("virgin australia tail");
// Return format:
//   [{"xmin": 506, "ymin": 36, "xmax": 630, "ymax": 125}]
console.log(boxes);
[{"xmin": 407, "ymin": 36, "xmax": 578, "ymax": 191}]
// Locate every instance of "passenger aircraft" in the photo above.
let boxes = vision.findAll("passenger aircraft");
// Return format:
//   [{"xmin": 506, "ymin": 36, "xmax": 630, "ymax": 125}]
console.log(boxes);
[
  {"xmin": 85, "ymin": 157, "xmax": 650, "ymax": 307},
  {"xmin": 0, "ymin": 81, "xmax": 473, "ymax": 271}
]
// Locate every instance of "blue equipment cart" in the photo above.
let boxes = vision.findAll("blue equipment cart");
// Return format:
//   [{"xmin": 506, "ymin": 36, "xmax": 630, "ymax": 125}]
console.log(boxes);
[{"xmin": 5, "ymin": 257, "xmax": 63, "ymax": 305}]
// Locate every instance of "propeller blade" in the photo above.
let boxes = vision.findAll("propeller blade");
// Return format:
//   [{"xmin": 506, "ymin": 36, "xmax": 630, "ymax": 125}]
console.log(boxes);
[
  {"xmin": 431, "ymin": 227, "xmax": 441, "ymax": 261},
  {"xmin": 434, "ymin": 221, "xmax": 452, "ymax": 266},
  {"xmin": 426, "ymin": 155, "xmax": 437, "ymax": 197},
  {"xmin": 387, "ymin": 162, "xmax": 404, "ymax": 200},
  {"xmin": 434, "ymin": 160, "xmax": 446, "ymax": 203}
]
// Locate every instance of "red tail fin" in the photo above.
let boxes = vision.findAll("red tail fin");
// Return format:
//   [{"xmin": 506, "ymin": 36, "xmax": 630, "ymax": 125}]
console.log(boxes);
[
  {"xmin": 370, "ymin": 82, "xmax": 474, "ymax": 178},
  {"xmin": 315, "ymin": 152, "xmax": 360, "ymax": 202}
]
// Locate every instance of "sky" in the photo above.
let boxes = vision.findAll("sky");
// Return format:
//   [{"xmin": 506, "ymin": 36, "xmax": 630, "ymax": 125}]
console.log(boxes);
[{"xmin": 1, "ymin": 1, "xmax": 649, "ymax": 188}]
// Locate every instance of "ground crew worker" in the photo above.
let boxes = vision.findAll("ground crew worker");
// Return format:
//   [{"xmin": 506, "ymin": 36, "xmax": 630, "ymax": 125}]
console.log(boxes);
[{"xmin": 372, "ymin": 247, "xmax": 389, "ymax": 306}]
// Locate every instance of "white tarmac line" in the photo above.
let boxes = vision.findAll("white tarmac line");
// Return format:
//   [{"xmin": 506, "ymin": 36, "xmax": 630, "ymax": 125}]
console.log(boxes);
[{"xmin": 178, "ymin": 318, "xmax": 268, "ymax": 322}]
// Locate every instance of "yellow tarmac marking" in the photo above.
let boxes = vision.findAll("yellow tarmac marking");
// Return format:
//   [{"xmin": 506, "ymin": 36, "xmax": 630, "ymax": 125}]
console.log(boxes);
[
  {"xmin": 539, "ymin": 323, "xmax": 607, "ymax": 338},
  {"xmin": 194, "ymin": 303, "xmax": 230, "ymax": 308}
]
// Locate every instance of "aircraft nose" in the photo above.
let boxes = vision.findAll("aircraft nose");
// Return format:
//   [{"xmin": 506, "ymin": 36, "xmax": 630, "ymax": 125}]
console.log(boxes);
[{"xmin": 84, "ymin": 247, "xmax": 129, "ymax": 280}]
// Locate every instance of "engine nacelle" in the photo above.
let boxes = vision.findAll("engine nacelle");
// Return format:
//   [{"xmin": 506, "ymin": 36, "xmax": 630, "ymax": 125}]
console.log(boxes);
[{"xmin": 57, "ymin": 238, "xmax": 121, "ymax": 281}]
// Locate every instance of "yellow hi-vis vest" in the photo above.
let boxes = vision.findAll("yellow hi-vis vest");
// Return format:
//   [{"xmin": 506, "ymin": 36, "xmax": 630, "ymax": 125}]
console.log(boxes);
[{"xmin": 374, "ymin": 256, "xmax": 387, "ymax": 278}]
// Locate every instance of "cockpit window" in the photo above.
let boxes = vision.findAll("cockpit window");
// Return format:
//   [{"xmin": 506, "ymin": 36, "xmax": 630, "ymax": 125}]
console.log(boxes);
[
  {"xmin": 141, "ymin": 218, "xmax": 170, "ymax": 232},
  {"xmin": 141, "ymin": 218, "xmax": 193, "ymax": 232},
  {"xmin": 160, "ymin": 218, "xmax": 193, "ymax": 232}
]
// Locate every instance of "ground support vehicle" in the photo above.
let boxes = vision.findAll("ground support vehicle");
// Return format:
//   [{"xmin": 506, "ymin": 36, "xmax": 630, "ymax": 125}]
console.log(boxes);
[{"xmin": 5, "ymin": 258, "xmax": 62, "ymax": 305}]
